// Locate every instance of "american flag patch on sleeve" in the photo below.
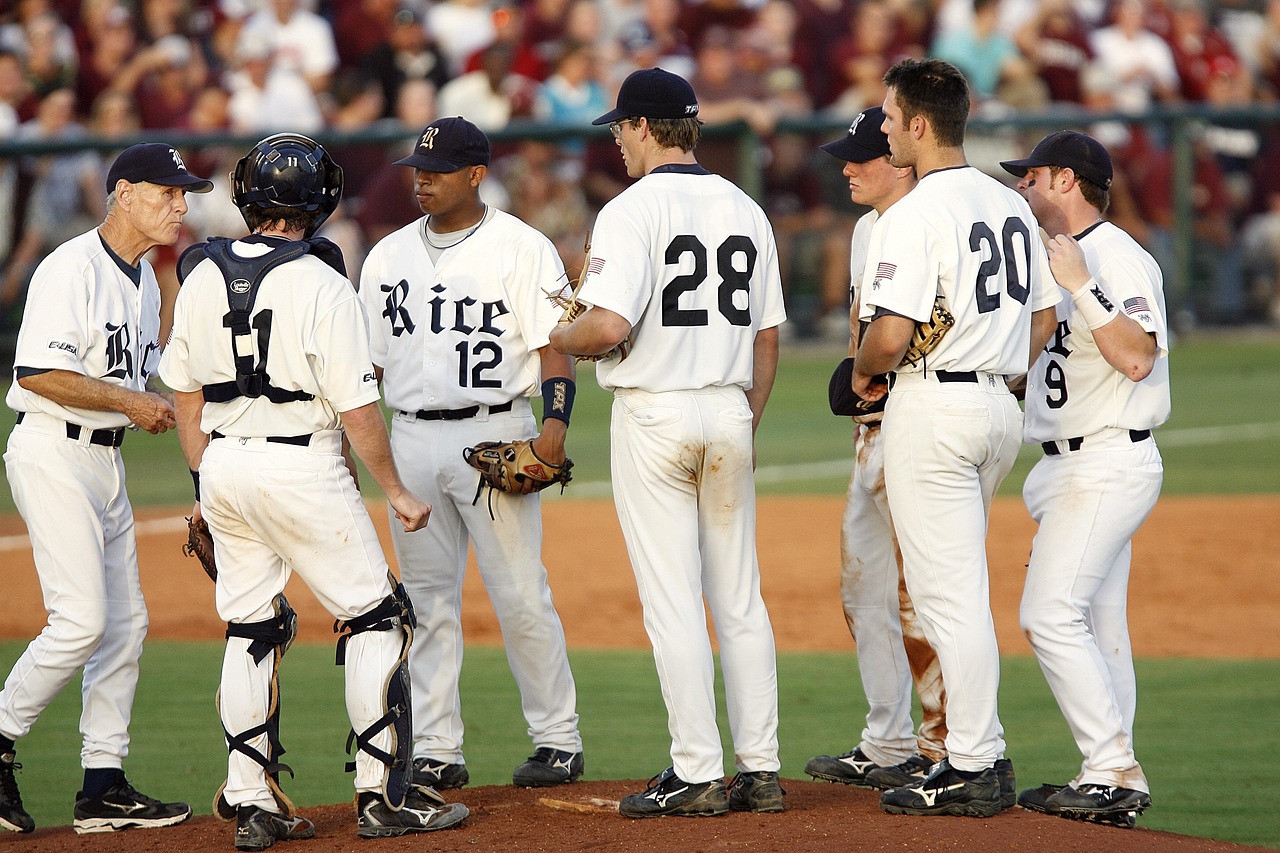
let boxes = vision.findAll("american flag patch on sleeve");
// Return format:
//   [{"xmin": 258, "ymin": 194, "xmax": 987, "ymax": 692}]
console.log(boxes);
[
  {"xmin": 875, "ymin": 262, "xmax": 896, "ymax": 281},
  {"xmin": 587, "ymin": 258, "xmax": 606, "ymax": 276},
  {"xmin": 1123, "ymin": 296, "xmax": 1149, "ymax": 315}
]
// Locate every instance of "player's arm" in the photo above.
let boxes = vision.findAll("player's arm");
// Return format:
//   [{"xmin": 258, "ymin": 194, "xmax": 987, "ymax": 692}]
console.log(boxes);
[
  {"xmin": 548, "ymin": 305, "xmax": 632, "ymax": 358},
  {"xmin": 1030, "ymin": 306, "xmax": 1058, "ymax": 367},
  {"xmin": 851, "ymin": 312, "xmax": 915, "ymax": 399},
  {"xmin": 17, "ymin": 368, "xmax": 175, "ymax": 434},
  {"xmin": 746, "ymin": 325, "xmax": 779, "ymax": 434},
  {"xmin": 339, "ymin": 401, "xmax": 430, "ymax": 532},
  {"xmin": 531, "ymin": 345, "xmax": 574, "ymax": 468},
  {"xmin": 1046, "ymin": 234, "xmax": 1157, "ymax": 381}
]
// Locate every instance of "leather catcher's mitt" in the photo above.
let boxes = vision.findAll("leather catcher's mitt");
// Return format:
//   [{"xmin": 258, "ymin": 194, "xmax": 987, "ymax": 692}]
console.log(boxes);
[
  {"xmin": 183, "ymin": 516, "xmax": 217, "ymax": 582},
  {"xmin": 464, "ymin": 439, "xmax": 574, "ymax": 495},
  {"xmin": 899, "ymin": 301, "xmax": 955, "ymax": 368},
  {"xmin": 546, "ymin": 233, "xmax": 631, "ymax": 363}
]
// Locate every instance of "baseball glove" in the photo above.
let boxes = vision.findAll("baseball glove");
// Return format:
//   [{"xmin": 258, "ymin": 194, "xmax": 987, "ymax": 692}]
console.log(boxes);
[
  {"xmin": 183, "ymin": 516, "xmax": 217, "ymax": 582},
  {"xmin": 546, "ymin": 233, "xmax": 631, "ymax": 363},
  {"xmin": 899, "ymin": 301, "xmax": 955, "ymax": 368},
  {"xmin": 464, "ymin": 439, "xmax": 574, "ymax": 496},
  {"xmin": 828, "ymin": 357, "xmax": 887, "ymax": 422}
]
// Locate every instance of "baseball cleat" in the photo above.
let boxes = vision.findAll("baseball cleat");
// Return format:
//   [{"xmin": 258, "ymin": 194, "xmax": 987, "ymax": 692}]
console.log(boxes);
[
  {"xmin": 355, "ymin": 788, "xmax": 469, "ymax": 837},
  {"xmin": 879, "ymin": 759, "xmax": 1002, "ymax": 818},
  {"xmin": 512, "ymin": 748, "xmax": 584, "ymax": 787},
  {"xmin": 234, "ymin": 805, "xmax": 315, "ymax": 851},
  {"xmin": 864, "ymin": 754, "xmax": 934, "ymax": 790},
  {"xmin": 804, "ymin": 746, "xmax": 883, "ymax": 786},
  {"xmin": 1017, "ymin": 782, "xmax": 1067, "ymax": 813},
  {"xmin": 72, "ymin": 776, "xmax": 192, "ymax": 833},
  {"xmin": 618, "ymin": 767, "xmax": 729, "ymax": 818},
  {"xmin": 0, "ymin": 751, "xmax": 35, "ymax": 833},
  {"xmin": 995, "ymin": 758, "xmax": 1017, "ymax": 810},
  {"xmin": 411, "ymin": 756, "xmax": 470, "ymax": 790},
  {"xmin": 1040, "ymin": 783, "xmax": 1151, "ymax": 829},
  {"xmin": 728, "ymin": 770, "xmax": 786, "ymax": 813}
]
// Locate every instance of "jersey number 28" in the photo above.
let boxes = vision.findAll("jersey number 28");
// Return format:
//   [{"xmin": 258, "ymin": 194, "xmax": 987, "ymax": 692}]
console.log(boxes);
[{"xmin": 662, "ymin": 235, "xmax": 756, "ymax": 327}]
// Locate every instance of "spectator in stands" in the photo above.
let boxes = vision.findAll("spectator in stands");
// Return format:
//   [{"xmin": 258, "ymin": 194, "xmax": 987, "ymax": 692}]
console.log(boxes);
[
  {"xmin": 355, "ymin": 76, "xmax": 439, "ymax": 246},
  {"xmin": 0, "ymin": 87, "xmax": 101, "ymax": 307},
  {"xmin": 132, "ymin": 34, "xmax": 207, "ymax": 130},
  {"xmin": 11, "ymin": 11, "xmax": 78, "ymax": 114},
  {"xmin": 827, "ymin": 0, "xmax": 906, "ymax": 116},
  {"xmin": 1165, "ymin": 0, "xmax": 1246, "ymax": 101},
  {"xmin": 791, "ymin": 0, "xmax": 858, "ymax": 109},
  {"xmin": 225, "ymin": 29, "xmax": 322, "ymax": 132},
  {"xmin": 428, "ymin": 0, "xmax": 497, "ymax": 76},
  {"xmin": 1258, "ymin": 0, "xmax": 1280, "ymax": 99},
  {"xmin": 437, "ymin": 39, "xmax": 537, "ymax": 130},
  {"xmin": 499, "ymin": 138, "xmax": 591, "ymax": 274},
  {"xmin": 238, "ymin": 0, "xmax": 338, "ymax": 94},
  {"xmin": 324, "ymin": 68, "xmax": 389, "ymax": 201},
  {"xmin": 932, "ymin": 0, "xmax": 1046, "ymax": 108},
  {"xmin": 334, "ymin": 0, "xmax": 399, "ymax": 68},
  {"xmin": 534, "ymin": 40, "xmax": 609, "ymax": 128},
  {"xmin": 1015, "ymin": 0, "xmax": 1096, "ymax": 105},
  {"xmin": 0, "ymin": 50, "xmax": 22, "ymax": 285},
  {"xmin": 612, "ymin": 0, "xmax": 695, "ymax": 81},
  {"xmin": 679, "ymin": 0, "xmax": 756, "ymax": 51},
  {"xmin": 1089, "ymin": 0, "xmax": 1181, "ymax": 113},
  {"xmin": 74, "ymin": 3, "xmax": 136, "ymax": 117},
  {"xmin": 359, "ymin": 4, "xmax": 451, "ymax": 120},
  {"xmin": 1242, "ymin": 132, "xmax": 1280, "ymax": 324}
]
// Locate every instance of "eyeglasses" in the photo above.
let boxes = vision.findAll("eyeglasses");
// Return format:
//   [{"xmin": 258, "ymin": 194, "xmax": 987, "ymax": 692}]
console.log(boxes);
[{"xmin": 609, "ymin": 118, "xmax": 639, "ymax": 138}]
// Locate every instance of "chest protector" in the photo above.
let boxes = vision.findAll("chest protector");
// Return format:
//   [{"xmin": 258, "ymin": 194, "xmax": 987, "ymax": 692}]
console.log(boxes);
[{"xmin": 178, "ymin": 237, "xmax": 346, "ymax": 405}]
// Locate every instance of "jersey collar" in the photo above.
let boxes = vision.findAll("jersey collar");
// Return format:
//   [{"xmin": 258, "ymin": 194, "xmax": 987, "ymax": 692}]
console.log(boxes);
[
  {"xmin": 1074, "ymin": 220, "xmax": 1106, "ymax": 240},
  {"xmin": 97, "ymin": 231, "xmax": 141, "ymax": 287},
  {"xmin": 650, "ymin": 163, "xmax": 712, "ymax": 176}
]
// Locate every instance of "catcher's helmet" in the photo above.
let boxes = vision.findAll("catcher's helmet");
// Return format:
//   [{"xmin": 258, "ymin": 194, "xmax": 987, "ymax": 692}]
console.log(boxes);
[{"xmin": 231, "ymin": 133, "xmax": 343, "ymax": 235}]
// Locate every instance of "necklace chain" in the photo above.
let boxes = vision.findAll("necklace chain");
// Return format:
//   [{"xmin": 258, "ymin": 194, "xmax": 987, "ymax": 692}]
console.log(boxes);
[{"xmin": 423, "ymin": 205, "xmax": 488, "ymax": 249}]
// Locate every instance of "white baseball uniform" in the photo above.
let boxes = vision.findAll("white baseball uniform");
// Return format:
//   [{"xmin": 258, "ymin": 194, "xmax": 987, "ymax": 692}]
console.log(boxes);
[
  {"xmin": 577, "ymin": 164, "xmax": 786, "ymax": 785},
  {"xmin": 358, "ymin": 208, "xmax": 582, "ymax": 766},
  {"xmin": 859, "ymin": 166, "xmax": 1060, "ymax": 772},
  {"xmin": 841, "ymin": 210, "xmax": 946, "ymax": 767},
  {"xmin": 2, "ymin": 229, "xmax": 160, "ymax": 769},
  {"xmin": 1020, "ymin": 220, "xmax": 1169, "ymax": 794},
  {"xmin": 160, "ymin": 236, "xmax": 403, "ymax": 809}
]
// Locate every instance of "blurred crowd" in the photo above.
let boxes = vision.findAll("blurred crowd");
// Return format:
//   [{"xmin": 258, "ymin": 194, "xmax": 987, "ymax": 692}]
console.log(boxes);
[{"xmin": 2, "ymin": 0, "xmax": 1280, "ymax": 340}]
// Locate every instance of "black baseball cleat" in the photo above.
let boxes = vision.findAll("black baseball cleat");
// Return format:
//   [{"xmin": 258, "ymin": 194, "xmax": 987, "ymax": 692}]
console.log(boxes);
[
  {"xmin": 355, "ymin": 787, "xmax": 469, "ymax": 838},
  {"xmin": 728, "ymin": 770, "xmax": 785, "ymax": 813},
  {"xmin": 618, "ymin": 767, "xmax": 729, "ymax": 818},
  {"xmin": 804, "ymin": 746, "xmax": 883, "ymax": 786},
  {"xmin": 1017, "ymin": 782, "xmax": 1067, "ymax": 813},
  {"xmin": 512, "ymin": 748, "xmax": 584, "ymax": 787},
  {"xmin": 995, "ymin": 758, "xmax": 1017, "ymax": 810},
  {"xmin": 1041, "ymin": 783, "xmax": 1152, "ymax": 828},
  {"xmin": 879, "ymin": 759, "xmax": 1002, "ymax": 818},
  {"xmin": 411, "ymin": 756, "xmax": 470, "ymax": 790},
  {"xmin": 0, "ymin": 751, "xmax": 35, "ymax": 834},
  {"xmin": 234, "ymin": 805, "xmax": 315, "ymax": 851},
  {"xmin": 72, "ymin": 777, "xmax": 192, "ymax": 833},
  {"xmin": 864, "ymin": 754, "xmax": 934, "ymax": 790}
]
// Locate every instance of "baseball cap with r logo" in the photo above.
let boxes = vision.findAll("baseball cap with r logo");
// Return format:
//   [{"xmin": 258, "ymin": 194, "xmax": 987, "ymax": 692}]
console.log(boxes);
[
  {"xmin": 819, "ymin": 106, "xmax": 891, "ymax": 164},
  {"xmin": 394, "ymin": 116, "xmax": 491, "ymax": 172},
  {"xmin": 592, "ymin": 68, "xmax": 699, "ymax": 125},
  {"xmin": 106, "ymin": 142, "xmax": 214, "ymax": 193},
  {"xmin": 999, "ymin": 130, "xmax": 1113, "ymax": 189}
]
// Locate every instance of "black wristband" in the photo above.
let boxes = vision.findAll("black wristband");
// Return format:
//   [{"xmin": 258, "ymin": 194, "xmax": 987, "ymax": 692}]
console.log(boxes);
[
  {"xmin": 541, "ymin": 377, "xmax": 575, "ymax": 426},
  {"xmin": 190, "ymin": 469, "xmax": 200, "ymax": 502}
]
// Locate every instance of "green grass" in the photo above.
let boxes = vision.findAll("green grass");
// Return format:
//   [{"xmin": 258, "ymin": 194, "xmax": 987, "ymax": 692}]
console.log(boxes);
[
  {"xmin": 2, "ymin": 642, "xmax": 1276, "ymax": 847},
  {"xmin": 2, "ymin": 333, "xmax": 1277, "ymax": 512}
]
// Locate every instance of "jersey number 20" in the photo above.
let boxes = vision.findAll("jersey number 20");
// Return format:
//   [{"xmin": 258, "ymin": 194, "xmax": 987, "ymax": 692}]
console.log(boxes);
[
  {"xmin": 970, "ymin": 218, "xmax": 1032, "ymax": 313},
  {"xmin": 662, "ymin": 235, "xmax": 756, "ymax": 327}
]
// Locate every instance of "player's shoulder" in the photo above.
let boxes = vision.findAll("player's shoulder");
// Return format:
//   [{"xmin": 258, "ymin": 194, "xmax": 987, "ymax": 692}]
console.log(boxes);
[
  {"xmin": 41, "ymin": 228, "xmax": 106, "ymax": 271},
  {"xmin": 367, "ymin": 218, "xmax": 425, "ymax": 256}
]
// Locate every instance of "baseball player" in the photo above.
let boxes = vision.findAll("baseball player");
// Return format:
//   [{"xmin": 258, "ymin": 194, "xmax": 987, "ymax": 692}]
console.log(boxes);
[
  {"xmin": 1000, "ymin": 131, "xmax": 1168, "ymax": 828},
  {"xmin": 852, "ymin": 58, "xmax": 1060, "ymax": 817},
  {"xmin": 0, "ymin": 143, "xmax": 206, "ymax": 835},
  {"xmin": 358, "ymin": 116, "xmax": 584, "ymax": 791},
  {"xmin": 805, "ymin": 107, "xmax": 949, "ymax": 787},
  {"xmin": 160, "ymin": 132, "xmax": 469, "ymax": 848},
  {"xmin": 549, "ymin": 67, "xmax": 787, "ymax": 818}
]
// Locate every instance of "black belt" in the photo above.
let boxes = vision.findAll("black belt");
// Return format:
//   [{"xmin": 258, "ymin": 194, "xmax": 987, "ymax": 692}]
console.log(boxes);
[
  {"xmin": 888, "ymin": 370, "xmax": 976, "ymax": 389},
  {"xmin": 15, "ymin": 412, "xmax": 125, "ymax": 447},
  {"xmin": 211, "ymin": 430, "xmax": 313, "ymax": 446},
  {"xmin": 403, "ymin": 401, "xmax": 514, "ymax": 421},
  {"xmin": 1042, "ymin": 429, "xmax": 1151, "ymax": 456}
]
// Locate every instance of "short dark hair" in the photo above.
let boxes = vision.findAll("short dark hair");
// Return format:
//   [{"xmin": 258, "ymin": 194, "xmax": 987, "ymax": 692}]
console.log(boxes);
[
  {"xmin": 243, "ymin": 205, "xmax": 322, "ymax": 235},
  {"xmin": 882, "ymin": 58, "xmax": 970, "ymax": 148},
  {"xmin": 644, "ymin": 116, "xmax": 703, "ymax": 152},
  {"xmin": 1047, "ymin": 165, "xmax": 1111, "ymax": 214}
]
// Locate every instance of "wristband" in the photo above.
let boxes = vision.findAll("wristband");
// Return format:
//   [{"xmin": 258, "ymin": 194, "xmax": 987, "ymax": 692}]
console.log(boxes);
[
  {"xmin": 190, "ymin": 469, "xmax": 201, "ymax": 502},
  {"xmin": 1072, "ymin": 280, "xmax": 1119, "ymax": 329},
  {"xmin": 541, "ymin": 377, "xmax": 575, "ymax": 426}
]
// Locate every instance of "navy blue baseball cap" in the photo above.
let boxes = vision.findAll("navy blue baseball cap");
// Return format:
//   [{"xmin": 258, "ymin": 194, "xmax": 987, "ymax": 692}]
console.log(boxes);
[
  {"xmin": 1000, "ymin": 130, "xmax": 1113, "ymax": 189},
  {"xmin": 394, "ymin": 116, "xmax": 491, "ymax": 172},
  {"xmin": 106, "ymin": 143, "xmax": 213, "ymax": 193},
  {"xmin": 592, "ymin": 67, "xmax": 699, "ymax": 125},
  {"xmin": 820, "ymin": 106, "xmax": 891, "ymax": 163}
]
